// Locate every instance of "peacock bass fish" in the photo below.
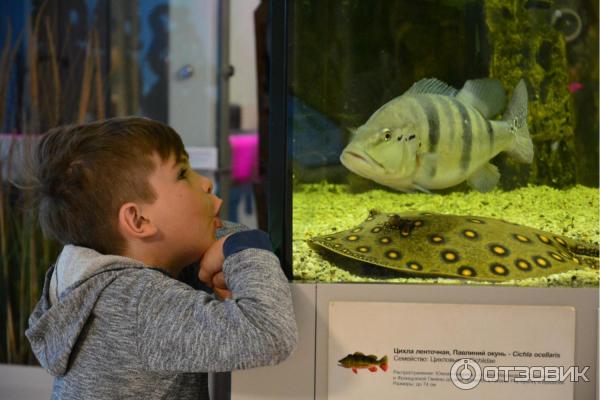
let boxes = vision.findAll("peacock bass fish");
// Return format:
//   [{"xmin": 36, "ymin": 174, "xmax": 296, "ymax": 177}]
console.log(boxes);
[
  {"xmin": 340, "ymin": 78, "xmax": 533, "ymax": 192},
  {"xmin": 338, "ymin": 352, "xmax": 389, "ymax": 374},
  {"xmin": 309, "ymin": 210, "xmax": 598, "ymax": 282}
]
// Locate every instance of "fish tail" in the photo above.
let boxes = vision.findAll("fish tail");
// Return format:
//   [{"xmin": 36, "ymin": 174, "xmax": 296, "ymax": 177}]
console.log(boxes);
[
  {"xmin": 379, "ymin": 355, "xmax": 388, "ymax": 371},
  {"xmin": 503, "ymin": 79, "xmax": 533, "ymax": 163}
]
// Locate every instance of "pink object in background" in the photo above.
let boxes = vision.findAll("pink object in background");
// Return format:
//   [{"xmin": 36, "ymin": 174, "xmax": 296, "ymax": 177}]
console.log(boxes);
[
  {"xmin": 568, "ymin": 82, "xmax": 584, "ymax": 93},
  {"xmin": 228, "ymin": 133, "xmax": 259, "ymax": 183}
]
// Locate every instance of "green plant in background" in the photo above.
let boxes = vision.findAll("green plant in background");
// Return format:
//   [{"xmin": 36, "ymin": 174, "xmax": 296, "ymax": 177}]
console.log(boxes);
[
  {"xmin": 0, "ymin": 4, "xmax": 106, "ymax": 364},
  {"xmin": 484, "ymin": 0, "xmax": 597, "ymax": 188}
]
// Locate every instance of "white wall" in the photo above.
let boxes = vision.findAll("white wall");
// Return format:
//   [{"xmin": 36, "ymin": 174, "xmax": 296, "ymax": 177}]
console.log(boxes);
[
  {"xmin": 229, "ymin": 0, "xmax": 260, "ymax": 131},
  {"xmin": 168, "ymin": 0, "xmax": 219, "ymax": 147},
  {"xmin": 0, "ymin": 364, "xmax": 53, "ymax": 399}
]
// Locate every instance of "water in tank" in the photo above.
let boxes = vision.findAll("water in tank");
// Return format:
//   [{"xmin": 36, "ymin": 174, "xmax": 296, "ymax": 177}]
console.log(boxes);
[{"xmin": 289, "ymin": 0, "xmax": 599, "ymax": 287}]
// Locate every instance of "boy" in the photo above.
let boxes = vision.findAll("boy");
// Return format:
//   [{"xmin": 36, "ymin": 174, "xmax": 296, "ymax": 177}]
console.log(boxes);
[{"xmin": 25, "ymin": 116, "xmax": 298, "ymax": 399}]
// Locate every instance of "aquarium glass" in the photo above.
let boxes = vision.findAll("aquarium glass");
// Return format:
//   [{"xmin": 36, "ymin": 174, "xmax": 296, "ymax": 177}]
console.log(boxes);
[{"xmin": 288, "ymin": 0, "xmax": 599, "ymax": 287}]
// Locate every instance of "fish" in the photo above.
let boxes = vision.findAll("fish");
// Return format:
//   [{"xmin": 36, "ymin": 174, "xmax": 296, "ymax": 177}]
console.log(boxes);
[
  {"xmin": 338, "ymin": 352, "xmax": 389, "ymax": 374},
  {"xmin": 308, "ymin": 210, "xmax": 598, "ymax": 282},
  {"xmin": 340, "ymin": 78, "xmax": 533, "ymax": 193}
]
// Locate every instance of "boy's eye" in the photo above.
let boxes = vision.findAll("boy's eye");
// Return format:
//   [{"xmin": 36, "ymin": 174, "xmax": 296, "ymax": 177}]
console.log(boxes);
[{"xmin": 177, "ymin": 168, "xmax": 188, "ymax": 180}]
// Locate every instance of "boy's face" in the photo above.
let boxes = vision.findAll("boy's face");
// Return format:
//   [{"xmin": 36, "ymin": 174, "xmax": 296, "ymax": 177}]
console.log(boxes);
[{"xmin": 144, "ymin": 153, "xmax": 223, "ymax": 270}]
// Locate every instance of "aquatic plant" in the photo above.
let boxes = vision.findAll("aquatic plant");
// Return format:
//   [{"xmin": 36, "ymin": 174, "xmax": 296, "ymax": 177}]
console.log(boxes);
[
  {"xmin": 484, "ymin": 0, "xmax": 582, "ymax": 188},
  {"xmin": 0, "ymin": 4, "xmax": 106, "ymax": 364}
]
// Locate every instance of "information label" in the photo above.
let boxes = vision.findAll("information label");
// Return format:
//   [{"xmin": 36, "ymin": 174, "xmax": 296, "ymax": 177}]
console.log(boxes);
[{"xmin": 328, "ymin": 302, "xmax": 576, "ymax": 400}]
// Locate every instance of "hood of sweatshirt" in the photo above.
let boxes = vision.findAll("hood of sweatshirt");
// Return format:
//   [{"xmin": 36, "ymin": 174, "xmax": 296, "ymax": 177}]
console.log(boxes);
[{"xmin": 25, "ymin": 245, "xmax": 147, "ymax": 376}]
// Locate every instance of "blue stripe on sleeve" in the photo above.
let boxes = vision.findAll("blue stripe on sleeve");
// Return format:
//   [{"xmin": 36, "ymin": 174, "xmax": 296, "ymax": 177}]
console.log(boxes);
[{"xmin": 223, "ymin": 230, "xmax": 273, "ymax": 258}]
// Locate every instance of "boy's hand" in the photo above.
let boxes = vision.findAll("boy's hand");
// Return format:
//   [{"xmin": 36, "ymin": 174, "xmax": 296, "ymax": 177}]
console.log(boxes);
[
  {"xmin": 211, "ymin": 271, "xmax": 231, "ymax": 299},
  {"xmin": 198, "ymin": 235, "xmax": 232, "ymax": 299}
]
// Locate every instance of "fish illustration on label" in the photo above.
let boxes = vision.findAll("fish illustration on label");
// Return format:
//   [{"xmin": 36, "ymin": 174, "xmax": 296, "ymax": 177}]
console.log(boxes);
[
  {"xmin": 340, "ymin": 78, "xmax": 533, "ymax": 193},
  {"xmin": 338, "ymin": 352, "xmax": 389, "ymax": 374}
]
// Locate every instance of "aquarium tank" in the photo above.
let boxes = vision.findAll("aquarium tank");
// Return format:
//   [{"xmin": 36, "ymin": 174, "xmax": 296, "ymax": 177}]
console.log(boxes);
[{"xmin": 268, "ymin": 0, "xmax": 599, "ymax": 288}]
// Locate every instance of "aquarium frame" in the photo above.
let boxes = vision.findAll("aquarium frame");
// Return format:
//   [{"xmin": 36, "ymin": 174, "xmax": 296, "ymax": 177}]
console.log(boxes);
[{"xmin": 267, "ymin": 0, "xmax": 293, "ymax": 279}]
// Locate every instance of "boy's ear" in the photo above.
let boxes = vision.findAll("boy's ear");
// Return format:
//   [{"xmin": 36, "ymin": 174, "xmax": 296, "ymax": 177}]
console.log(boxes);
[{"xmin": 118, "ymin": 202, "xmax": 157, "ymax": 239}]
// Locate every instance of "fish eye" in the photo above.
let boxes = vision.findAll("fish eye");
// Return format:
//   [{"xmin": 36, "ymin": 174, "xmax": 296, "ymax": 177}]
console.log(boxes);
[{"xmin": 382, "ymin": 128, "xmax": 392, "ymax": 141}]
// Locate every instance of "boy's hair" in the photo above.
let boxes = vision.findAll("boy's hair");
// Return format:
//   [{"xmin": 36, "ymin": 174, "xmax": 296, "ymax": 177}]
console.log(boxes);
[{"xmin": 32, "ymin": 116, "xmax": 187, "ymax": 255}]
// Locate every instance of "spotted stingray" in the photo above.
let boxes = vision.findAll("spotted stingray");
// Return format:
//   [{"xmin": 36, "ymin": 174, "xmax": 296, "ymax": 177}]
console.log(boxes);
[{"xmin": 308, "ymin": 209, "xmax": 599, "ymax": 282}]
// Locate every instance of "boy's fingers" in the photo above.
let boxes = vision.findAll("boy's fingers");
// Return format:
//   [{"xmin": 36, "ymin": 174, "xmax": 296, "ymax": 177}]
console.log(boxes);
[
  {"xmin": 213, "ymin": 287, "xmax": 232, "ymax": 300},
  {"xmin": 197, "ymin": 268, "xmax": 214, "ymax": 287},
  {"xmin": 198, "ymin": 267, "xmax": 216, "ymax": 288},
  {"xmin": 212, "ymin": 272, "xmax": 226, "ymax": 289}
]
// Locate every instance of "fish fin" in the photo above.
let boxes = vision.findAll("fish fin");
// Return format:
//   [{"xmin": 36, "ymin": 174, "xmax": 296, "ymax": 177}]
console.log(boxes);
[
  {"xmin": 467, "ymin": 163, "xmax": 500, "ymax": 192},
  {"xmin": 368, "ymin": 366, "xmax": 378, "ymax": 372},
  {"xmin": 417, "ymin": 153, "xmax": 438, "ymax": 178},
  {"xmin": 413, "ymin": 184, "xmax": 433, "ymax": 194},
  {"xmin": 404, "ymin": 78, "xmax": 458, "ymax": 97},
  {"xmin": 352, "ymin": 368, "xmax": 358, "ymax": 374},
  {"xmin": 380, "ymin": 355, "xmax": 389, "ymax": 372},
  {"xmin": 503, "ymin": 79, "xmax": 533, "ymax": 163},
  {"xmin": 456, "ymin": 78, "xmax": 506, "ymax": 118}
]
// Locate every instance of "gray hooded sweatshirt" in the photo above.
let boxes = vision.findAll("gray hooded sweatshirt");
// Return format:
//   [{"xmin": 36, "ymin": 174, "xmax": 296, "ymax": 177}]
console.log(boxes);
[{"xmin": 26, "ymin": 224, "xmax": 298, "ymax": 399}]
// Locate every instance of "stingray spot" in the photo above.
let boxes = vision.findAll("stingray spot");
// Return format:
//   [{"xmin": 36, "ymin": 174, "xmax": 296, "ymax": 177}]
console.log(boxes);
[
  {"xmin": 379, "ymin": 237, "xmax": 392, "ymax": 244},
  {"xmin": 548, "ymin": 252, "xmax": 565, "ymax": 262},
  {"xmin": 458, "ymin": 266, "xmax": 477, "ymax": 277},
  {"xmin": 351, "ymin": 227, "xmax": 362, "ymax": 233},
  {"xmin": 514, "ymin": 259, "xmax": 532, "ymax": 271},
  {"xmin": 386, "ymin": 215, "xmax": 403, "ymax": 228},
  {"xmin": 537, "ymin": 234, "xmax": 552, "ymax": 245},
  {"xmin": 533, "ymin": 255, "xmax": 551, "ymax": 268},
  {"xmin": 558, "ymin": 249, "xmax": 571, "ymax": 258},
  {"xmin": 467, "ymin": 218, "xmax": 485, "ymax": 224},
  {"xmin": 428, "ymin": 234, "xmax": 445, "ymax": 244},
  {"xmin": 441, "ymin": 250, "xmax": 460, "ymax": 263},
  {"xmin": 333, "ymin": 243, "xmax": 342, "ymax": 248},
  {"xmin": 420, "ymin": 212, "xmax": 434, "ymax": 216},
  {"xmin": 462, "ymin": 229, "xmax": 479, "ymax": 240},
  {"xmin": 572, "ymin": 257, "xmax": 581, "ymax": 264},
  {"xmin": 554, "ymin": 236, "xmax": 567, "ymax": 247},
  {"xmin": 489, "ymin": 243, "xmax": 510, "ymax": 257},
  {"xmin": 413, "ymin": 220, "xmax": 424, "ymax": 227},
  {"xmin": 346, "ymin": 235, "xmax": 360, "ymax": 241},
  {"xmin": 401, "ymin": 227, "xmax": 411, "ymax": 237},
  {"xmin": 371, "ymin": 227, "xmax": 382, "ymax": 233},
  {"xmin": 357, "ymin": 246, "xmax": 370, "ymax": 253},
  {"xmin": 513, "ymin": 233, "xmax": 531, "ymax": 243},
  {"xmin": 490, "ymin": 263, "xmax": 509, "ymax": 276},
  {"xmin": 385, "ymin": 250, "xmax": 402, "ymax": 260},
  {"xmin": 406, "ymin": 261, "xmax": 423, "ymax": 271},
  {"xmin": 324, "ymin": 236, "xmax": 335, "ymax": 241}
]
